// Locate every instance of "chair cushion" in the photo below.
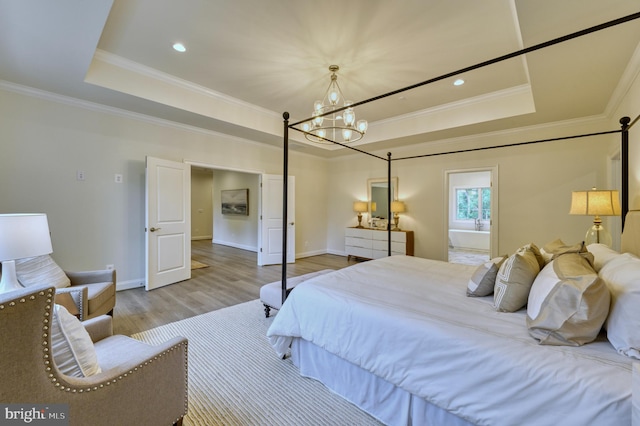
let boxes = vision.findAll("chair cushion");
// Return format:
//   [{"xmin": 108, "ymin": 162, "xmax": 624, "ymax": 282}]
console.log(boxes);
[
  {"xmin": 84, "ymin": 281, "xmax": 116, "ymax": 315},
  {"xmin": 15, "ymin": 255, "xmax": 70, "ymax": 289},
  {"xmin": 51, "ymin": 304, "xmax": 102, "ymax": 377}
]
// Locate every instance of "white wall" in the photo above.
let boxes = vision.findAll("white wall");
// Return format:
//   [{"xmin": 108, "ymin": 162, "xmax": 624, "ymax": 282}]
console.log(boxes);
[
  {"xmin": 326, "ymin": 118, "xmax": 621, "ymax": 260},
  {"xmin": 0, "ymin": 87, "xmax": 329, "ymax": 289},
  {"xmin": 212, "ymin": 170, "xmax": 259, "ymax": 251},
  {"xmin": 2, "ymin": 73, "xmax": 638, "ymax": 289}
]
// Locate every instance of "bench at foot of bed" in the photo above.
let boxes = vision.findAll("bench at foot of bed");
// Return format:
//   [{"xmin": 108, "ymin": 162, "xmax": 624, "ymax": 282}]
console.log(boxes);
[{"xmin": 260, "ymin": 269, "xmax": 334, "ymax": 317}]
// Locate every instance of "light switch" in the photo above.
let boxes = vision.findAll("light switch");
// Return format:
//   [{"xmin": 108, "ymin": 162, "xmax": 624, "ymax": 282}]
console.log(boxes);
[
  {"xmin": 115, "ymin": 174, "xmax": 123, "ymax": 183},
  {"xmin": 76, "ymin": 170, "xmax": 85, "ymax": 181}
]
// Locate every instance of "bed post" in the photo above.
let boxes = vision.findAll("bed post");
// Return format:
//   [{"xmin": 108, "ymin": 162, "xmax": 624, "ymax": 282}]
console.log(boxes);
[
  {"xmin": 621, "ymin": 116, "xmax": 630, "ymax": 230},
  {"xmin": 282, "ymin": 112, "xmax": 290, "ymax": 305},
  {"xmin": 387, "ymin": 152, "xmax": 392, "ymax": 256}
]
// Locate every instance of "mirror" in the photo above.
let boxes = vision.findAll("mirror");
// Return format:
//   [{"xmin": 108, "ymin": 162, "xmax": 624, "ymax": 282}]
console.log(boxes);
[{"xmin": 367, "ymin": 177, "xmax": 398, "ymax": 226}]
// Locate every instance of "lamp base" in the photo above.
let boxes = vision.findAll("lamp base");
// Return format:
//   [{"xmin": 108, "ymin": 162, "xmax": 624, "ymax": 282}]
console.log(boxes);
[
  {"xmin": 392, "ymin": 213, "xmax": 401, "ymax": 231},
  {"xmin": 585, "ymin": 223, "xmax": 612, "ymax": 247},
  {"xmin": 0, "ymin": 260, "xmax": 23, "ymax": 294}
]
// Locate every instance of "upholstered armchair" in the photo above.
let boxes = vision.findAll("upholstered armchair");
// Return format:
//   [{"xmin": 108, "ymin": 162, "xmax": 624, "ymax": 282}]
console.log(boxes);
[
  {"xmin": 56, "ymin": 269, "xmax": 116, "ymax": 320},
  {"xmin": 13, "ymin": 254, "xmax": 116, "ymax": 320},
  {"xmin": 0, "ymin": 285, "xmax": 188, "ymax": 426}
]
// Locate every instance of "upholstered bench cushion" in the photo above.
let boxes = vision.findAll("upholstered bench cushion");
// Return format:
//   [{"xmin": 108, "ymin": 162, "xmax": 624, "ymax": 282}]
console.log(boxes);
[{"xmin": 260, "ymin": 269, "xmax": 334, "ymax": 314}]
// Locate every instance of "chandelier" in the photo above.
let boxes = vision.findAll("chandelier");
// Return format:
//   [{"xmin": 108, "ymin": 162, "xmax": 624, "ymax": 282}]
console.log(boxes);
[{"xmin": 302, "ymin": 65, "xmax": 368, "ymax": 144}]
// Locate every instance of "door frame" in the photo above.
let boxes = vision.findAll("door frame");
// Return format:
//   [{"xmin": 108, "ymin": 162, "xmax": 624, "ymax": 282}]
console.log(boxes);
[
  {"xmin": 185, "ymin": 160, "xmax": 292, "ymax": 265},
  {"xmin": 444, "ymin": 166, "xmax": 499, "ymax": 260}
]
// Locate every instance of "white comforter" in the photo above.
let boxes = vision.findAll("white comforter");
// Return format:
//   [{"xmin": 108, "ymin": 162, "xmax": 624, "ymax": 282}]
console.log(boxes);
[{"xmin": 267, "ymin": 256, "xmax": 633, "ymax": 426}]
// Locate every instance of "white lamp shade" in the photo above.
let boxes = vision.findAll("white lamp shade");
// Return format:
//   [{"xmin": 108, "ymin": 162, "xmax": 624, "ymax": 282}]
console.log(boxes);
[
  {"xmin": 0, "ymin": 214, "xmax": 53, "ymax": 261},
  {"xmin": 391, "ymin": 201, "xmax": 406, "ymax": 213}
]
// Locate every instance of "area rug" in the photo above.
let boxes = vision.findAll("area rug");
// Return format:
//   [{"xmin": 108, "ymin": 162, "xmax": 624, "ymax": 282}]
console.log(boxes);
[
  {"xmin": 132, "ymin": 300, "xmax": 382, "ymax": 426},
  {"xmin": 190, "ymin": 259, "xmax": 209, "ymax": 270}
]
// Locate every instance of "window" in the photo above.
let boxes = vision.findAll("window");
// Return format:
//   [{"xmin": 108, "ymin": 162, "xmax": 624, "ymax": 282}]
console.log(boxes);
[{"xmin": 456, "ymin": 187, "xmax": 491, "ymax": 220}]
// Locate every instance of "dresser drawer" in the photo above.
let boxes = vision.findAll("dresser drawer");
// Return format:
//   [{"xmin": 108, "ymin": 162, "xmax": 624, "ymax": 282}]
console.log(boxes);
[
  {"xmin": 371, "ymin": 230, "xmax": 407, "ymax": 243},
  {"xmin": 345, "ymin": 228, "xmax": 414, "ymax": 260},
  {"xmin": 346, "ymin": 236, "xmax": 373, "ymax": 249},
  {"xmin": 345, "ymin": 228, "xmax": 374, "ymax": 239},
  {"xmin": 347, "ymin": 246, "xmax": 374, "ymax": 259}
]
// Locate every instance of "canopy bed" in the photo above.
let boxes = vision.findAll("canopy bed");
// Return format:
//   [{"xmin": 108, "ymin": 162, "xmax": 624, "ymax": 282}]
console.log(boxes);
[{"xmin": 270, "ymin": 11, "xmax": 640, "ymax": 426}]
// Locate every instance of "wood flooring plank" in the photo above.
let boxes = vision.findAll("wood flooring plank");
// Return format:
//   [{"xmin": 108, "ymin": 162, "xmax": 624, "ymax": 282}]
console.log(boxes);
[{"xmin": 113, "ymin": 241, "xmax": 354, "ymax": 336}]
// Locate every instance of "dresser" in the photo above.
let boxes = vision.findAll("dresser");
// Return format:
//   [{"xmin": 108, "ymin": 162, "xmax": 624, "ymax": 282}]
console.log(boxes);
[{"xmin": 345, "ymin": 227, "xmax": 414, "ymax": 260}]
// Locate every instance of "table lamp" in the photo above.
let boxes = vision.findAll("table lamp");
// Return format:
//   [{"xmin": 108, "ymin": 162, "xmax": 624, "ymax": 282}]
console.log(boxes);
[
  {"xmin": 353, "ymin": 201, "xmax": 368, "ymax": 228},
  {"xmin": 569, "ymin": 189, "xmax": 620, "ymax": 247},
  {"xmin": 0, "ymin": 213, "xmax": 53, "ymax": 293},
  {"xmin": 391, "ymin": 201, "xmax": 406, "ymax": 231}
]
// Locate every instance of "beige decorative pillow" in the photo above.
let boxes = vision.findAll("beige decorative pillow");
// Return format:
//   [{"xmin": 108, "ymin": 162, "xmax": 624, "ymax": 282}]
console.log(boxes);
[
  {"xmin": 51, "ymin": 304, "xmax": 102, "ymax": 377},
  {"xmin": 494, "ymin": 245, "xmax": 541, "ymax": 312},
  {"xmin": 15, "ymin": 255, "xmax": 70, "ymax": 289},
  {"xmin": 467, "ymin": 256, "xmax": 507, "ymax": 297},
  {"xmin": 526, "ymin": 253, "xmax": 609, "ymax": 346},
  {"xmin": 522, "ymin": 242, "xmax": 545, "ymax": 269}
]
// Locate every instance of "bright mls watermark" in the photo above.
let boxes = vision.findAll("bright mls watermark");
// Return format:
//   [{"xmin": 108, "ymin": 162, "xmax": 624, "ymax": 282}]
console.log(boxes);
[{"xmin": 0, "ymin": 404, "xmax": 68, "ymax": 425}]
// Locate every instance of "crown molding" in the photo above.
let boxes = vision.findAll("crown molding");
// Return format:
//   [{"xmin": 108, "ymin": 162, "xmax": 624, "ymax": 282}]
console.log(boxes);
[{"xmin": 92, "ymin": 49, "xmax": 279, "ymax": 119}]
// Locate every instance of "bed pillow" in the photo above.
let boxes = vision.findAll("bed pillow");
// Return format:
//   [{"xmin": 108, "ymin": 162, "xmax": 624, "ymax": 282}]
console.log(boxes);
[
  {"xmin": 494, "ymin": 244, "xmax": 542, "ymax": 312},
  {"xmin": 542, "ymin": 239, "xmax": 587, "ymax": 260},
  {"xmin": 587, "ymin": 243, "xmax": 621, "ymax": 272},
  {"xmin": 15, "ymin": 254, "xmax": 71, "ymax": 289},
  {"xmin": 526, "ymin": 253, "xmax": 609, "ymax": 346},
  {"xmin": 598, "ymin": 253, "xmax": 640, "ymax": 359},
  {"xmin": 51, "ymin": 304, "xmax": 102, "ymax": 377},
  {"xmin": 467, "ymin": 255, "xmax": 507, "ymax": 297}
]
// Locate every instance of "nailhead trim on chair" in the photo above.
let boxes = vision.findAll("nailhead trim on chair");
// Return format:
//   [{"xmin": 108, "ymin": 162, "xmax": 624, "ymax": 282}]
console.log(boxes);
[{"xmin": 1, "ymin": 286, "xmax": 190, "ymax": 419}]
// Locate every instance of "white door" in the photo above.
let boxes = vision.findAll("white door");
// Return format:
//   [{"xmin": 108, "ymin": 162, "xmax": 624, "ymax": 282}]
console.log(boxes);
[
  {"xmin": 145, "ymin": 156, "xmax": 191, "ymax": 290},
  {"xmin": 258, "ymin": 174, "xmax": 295, "ymax": 266}
]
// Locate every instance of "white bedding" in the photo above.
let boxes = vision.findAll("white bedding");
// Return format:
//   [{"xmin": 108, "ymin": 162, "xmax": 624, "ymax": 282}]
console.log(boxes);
[{"xmin": 267, "ymin": 255, "xmax": 633, "ymax": 426}]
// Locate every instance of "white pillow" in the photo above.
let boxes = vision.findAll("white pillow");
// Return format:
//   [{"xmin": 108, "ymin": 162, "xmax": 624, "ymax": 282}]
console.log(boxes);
[
  {"xmin": 51, "ymin": 304, "xmax": 102, "ymax": 377},
  {"xmin": 15, "ymin": 255, "xmax": 70, "ymax": 289},
  {"xmin": 599, "ymin": 253, "xmax": 640, "ymax": 359},
  {"xmin": 587, "ymin": 243, "xmax": 621, "ymax": 272},
  {"xmin": 527, "ymin": 253, "xmax": 609, "ymax": 346}
]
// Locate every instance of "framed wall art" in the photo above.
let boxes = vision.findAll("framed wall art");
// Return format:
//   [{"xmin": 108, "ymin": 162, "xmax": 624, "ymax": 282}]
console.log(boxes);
[{"xmin": 221, "ymin": 188, "xmax": 249, "ymax": 215}]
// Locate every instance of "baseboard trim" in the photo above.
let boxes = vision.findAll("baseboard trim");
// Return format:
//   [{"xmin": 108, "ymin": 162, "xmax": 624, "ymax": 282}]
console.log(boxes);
[
  {"xmin": 211, "ymin": 239, "xmax": 257, "ymax": 252},
  {"xmin": 295, "ymin": 249, "xmax": 329, "ymax": 259},
  {"xmin": 116, "ymin": 279, "xmax": 145, "ymax": 292}
]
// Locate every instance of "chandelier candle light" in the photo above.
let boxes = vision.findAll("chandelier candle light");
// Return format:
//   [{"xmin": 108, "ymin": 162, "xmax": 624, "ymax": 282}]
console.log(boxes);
[{"xmin": 302, "ymin": 65, "xmax": 368, "ymax": 144}]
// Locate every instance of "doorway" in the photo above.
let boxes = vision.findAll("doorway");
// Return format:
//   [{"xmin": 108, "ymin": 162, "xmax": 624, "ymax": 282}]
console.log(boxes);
[
  {"xmin": 188, "ymin": 163, "xmax": 295, "ymax": 267},
  {"xmin": 190, "ymin": 166, "xmax": 261, "ymax": 258},
  {"xmin": 445, "ymin": 167, "xmax": 498, "ymax": 265}
]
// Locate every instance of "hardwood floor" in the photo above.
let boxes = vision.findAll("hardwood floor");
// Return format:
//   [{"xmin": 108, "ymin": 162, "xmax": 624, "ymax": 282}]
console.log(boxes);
[{"xmin": 113, "ymin": 240, "xmax": 356, "ymax": 336}]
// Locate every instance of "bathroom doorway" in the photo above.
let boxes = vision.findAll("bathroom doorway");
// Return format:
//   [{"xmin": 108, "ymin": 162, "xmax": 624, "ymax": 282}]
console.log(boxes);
[{"xmin": 445, "ymin": 168, "xmax": 498, "ymax": 265}]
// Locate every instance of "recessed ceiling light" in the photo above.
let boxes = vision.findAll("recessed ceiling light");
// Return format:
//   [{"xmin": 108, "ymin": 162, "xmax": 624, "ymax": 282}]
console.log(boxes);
[
  {"xmin": 453, "ymin": 79, "xmax": 465, "ymax": 86},
  {"xmin": 172, "ymin": 42, "xmax": 186, "ymax": 53}
]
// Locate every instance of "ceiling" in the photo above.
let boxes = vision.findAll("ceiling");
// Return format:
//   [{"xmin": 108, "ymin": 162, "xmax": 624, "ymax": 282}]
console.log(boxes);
[{"xmin": 1, "ymin": 0, "xmax": 639, "ymax": 157}]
